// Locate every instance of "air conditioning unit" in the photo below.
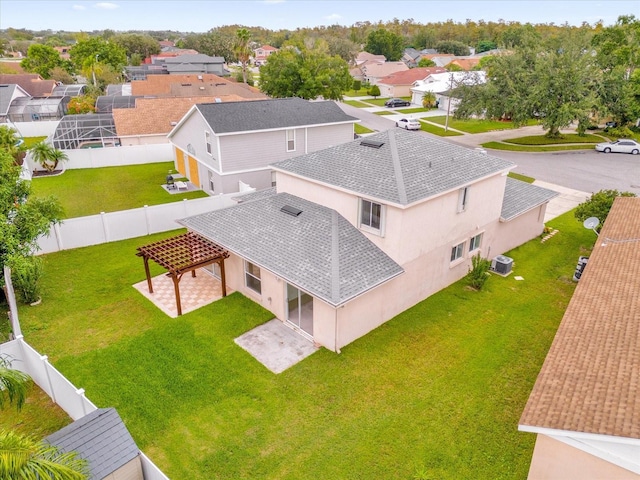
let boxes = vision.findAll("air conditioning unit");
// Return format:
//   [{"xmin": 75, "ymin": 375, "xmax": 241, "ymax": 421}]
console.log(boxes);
[{"xmin": 491, "ymin": 255, "xmax": 513, "ymax": 275}]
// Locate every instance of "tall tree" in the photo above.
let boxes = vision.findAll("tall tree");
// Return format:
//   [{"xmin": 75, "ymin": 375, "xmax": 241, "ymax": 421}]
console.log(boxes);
[
  {"xmin": 20, "ymin": 44, "xmax": 70, "ymax": 79},
  {"xmin": 435, "ymin": 40, "xmax": 470, "ymax": 56},
  {"xmin": 111, "ymin": 33, "xmax": 160, "ymax": 61},
  {"xmin": 259, "ymin": 47, "xmax": 352, "ymax": 100},
  {"xmin": 69, "ymin": 37, "xmax": 127, "ymax": 75},
  {"xmin": 364, "ymin": 29, "xmax": 404, "ymax": 61},
  {"xmin": 235, "ymin": 28, "xmax": 252, "ymax": 84}
]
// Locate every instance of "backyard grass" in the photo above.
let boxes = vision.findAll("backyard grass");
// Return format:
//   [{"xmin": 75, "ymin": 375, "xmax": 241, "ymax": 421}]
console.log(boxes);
[
  {"xmin": 13, "ymin": 211, "xmax": 593, "ymax": 480},
  {"xmin": 482, "ymin": 142, "xmax": 594, "ymax": 152},
  {"xmin": 343, "ymin": 100, "xmax": 371, "ymax": 108},
  {"xmin": 428, "ymin": 116, "xmax": 538, "ymax": 134},
  {"xmin": 503, "ymin": 133, "xmax": 605, "ymax": 145},
  {"xmin": 354, "ymin": 124, "xmax": 374, "ymax": 135},
  {"xmin": 508, "ymin": 172, "xmax": 536, "ymax": 184},
  {"xmin": 30, "ymin": 162, "xmax": 209, "ymax": 218},
  {"xmin": 420, "ymin": 121, "xmax": 463, "ymax": 136},
  {"xmin": 23, "ymin": 136, "xmax": 47, "ymax": 148}
]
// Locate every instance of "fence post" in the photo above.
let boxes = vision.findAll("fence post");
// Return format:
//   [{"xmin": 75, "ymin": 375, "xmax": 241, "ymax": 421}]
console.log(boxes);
[
  {"xmin": 144, "ymin": 205, "xmax": 150, "ymax": 235},
  {"xmin": 183, "ymin": 198, "xmax": 188, "ymax": 217},
  {"xmin": 76, "ymin": 388, "xmax": 88, "ymax": 417},
  {"xmin": 100, "ymin": 212, "xmax": 109, "ymax": 242},
  {"xmin": 3, "ymin": 266, "xmax": 22, "ymax": 337},
  {"xmin": 40, "ymin": 355, "xmax": 57, "ymax": 403},
  {"xmin": 53, "ymin": 222, "xmax": 64, "ymax": 251}
]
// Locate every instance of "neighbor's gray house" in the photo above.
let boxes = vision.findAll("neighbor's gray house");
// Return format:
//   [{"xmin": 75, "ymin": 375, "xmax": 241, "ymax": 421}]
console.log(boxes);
[
  {"xmin": 46, "ymin": 408, "xmax": 144, "ymax": 480},
  {"xmin": 0, "ymin": 83, "xmax": 29, "ymax": 122},
  {"xmin": 167, "ymin": 97, "xmax": 358, "ymax": 194},
  {"xmin": 178, "ymin": 129, "xmax": 557, "ymax": 351}
]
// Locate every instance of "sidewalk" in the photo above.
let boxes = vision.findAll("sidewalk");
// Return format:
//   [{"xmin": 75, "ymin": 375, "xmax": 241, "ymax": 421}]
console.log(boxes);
[{"xmin": 533, "ymin": 180, "xmax": 591, "ymax": 222}]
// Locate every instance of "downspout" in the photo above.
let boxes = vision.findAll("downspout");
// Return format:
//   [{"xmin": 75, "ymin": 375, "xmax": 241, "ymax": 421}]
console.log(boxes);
[{"xmin": 334, "ymin": 306, "xmax": 341, "ymax": 354}]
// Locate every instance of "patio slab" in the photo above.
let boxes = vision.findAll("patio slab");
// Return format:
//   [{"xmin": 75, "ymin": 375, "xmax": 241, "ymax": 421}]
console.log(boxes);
[{"xmin": 235, "ymin": 319, "xmax": 319, "ymax": 374}]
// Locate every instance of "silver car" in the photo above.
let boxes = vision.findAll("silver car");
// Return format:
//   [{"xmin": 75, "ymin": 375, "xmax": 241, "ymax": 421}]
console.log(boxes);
[
  {"xmin": 396, "ymin": 118, "xmax": 421, "ymax": 130},
  {"xmin": 595, "ymin": 139, "xmax": 640, "ymax": 154}
]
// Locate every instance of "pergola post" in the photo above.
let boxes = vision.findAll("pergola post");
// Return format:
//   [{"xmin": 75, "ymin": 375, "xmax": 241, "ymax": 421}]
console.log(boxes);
[
  {"xmin": 220, "ymin": 259, "xmax": 227, "ymax": 297},
  {"xmin": 172, "ymin": 274, "xmax": 182, "ymax": 316},
  {"xmin": 143, "ymin": 256, "xmax": 153, "ymax": 293}
]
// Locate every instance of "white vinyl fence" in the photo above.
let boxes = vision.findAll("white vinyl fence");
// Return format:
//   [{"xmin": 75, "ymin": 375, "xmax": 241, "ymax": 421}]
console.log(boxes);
[
  {"xmin": 11, "ymin": 120, "xmax": 59, "ymax": 138},
  {"xmin": 37, "ymin": 193, "xmax": 244, "ymax": 254}
]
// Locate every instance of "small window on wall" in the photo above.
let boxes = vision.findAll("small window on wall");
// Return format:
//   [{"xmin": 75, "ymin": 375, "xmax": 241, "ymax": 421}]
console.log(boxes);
[
  {"xmin": 286, "ymin": 129, "xmax": 295, "ymax": 152},
  {"xmin": 271, "ymin": 170, "xmax": 277, "ymax": 187},
  {"xmin": 205, "ymin": 131, "xmax": 212, "ymax": 155},
  {"xmin": 360, "ymin": 198, "xmax": 383, "ymax": 233},
  {"xmin": 469, "ymin": 233, "xmax": 483, "ymax": 252},
  {"xmin": 208, "ymin": 170, "xmax": 215, "ymax": 193},
  {"xmin": 451, "ymin": 242, "xmax": 464, "ymax": 262},
  {"xmin": 245, "ymin": 261, "xmax": 262, "ymax": 294},
  {"xmin": 457, "ymin": 186, "xmax": 469, "ymax": 213}
]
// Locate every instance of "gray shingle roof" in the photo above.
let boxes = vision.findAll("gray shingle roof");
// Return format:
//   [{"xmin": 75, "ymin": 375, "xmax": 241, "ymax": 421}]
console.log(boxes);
[
  {"xmin": 196, "ymin": 98, "xmax": 358, "ymax": 134},
  {"xmin": 0, "ymin": 84, "xmax": 19, "ymax": 116},
  {"xmin": 178, "ymin": 192, "xmax": 404, "ymax": 306},
  {"xmin": 163, "ymin": 54, "xmax": 225, "ymax": 63},
  {"xmin": 272, "ymin": 129, "xmax": 514, "ymax": 205},
  {"xmin": 45, "ymin": 408, "xmax": 140, "ymax": 480},
  {"xmin": 500, "ymin": 178, "xmax": 559, "ymax": 221}
]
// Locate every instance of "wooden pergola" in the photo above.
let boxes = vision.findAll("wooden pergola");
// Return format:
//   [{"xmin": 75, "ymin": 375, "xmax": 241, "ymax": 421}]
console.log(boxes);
[{"xmin": 136, "ymin": 231, "xmax": 229, "ymax": 316}]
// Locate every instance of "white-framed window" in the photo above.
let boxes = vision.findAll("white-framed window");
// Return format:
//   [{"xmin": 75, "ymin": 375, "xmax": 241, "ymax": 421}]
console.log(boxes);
[
  {"xmin": 208, "ymin": 170, "xmax": 215, "ymax": 193},
  {"xmin": 205, "ymin": 131, "xmax": 212, "ymax": 155},
  {"xmin": 457, "ymin": 186, "xmax": 469, "ymax": 213},
  {"xmin": 286, "ymin": 129, "xmax": 295, "ymax": 152},
  {"xmin": 360, "ymin": 198, "xmax": 383, "ymax": 233},
  {"xmin": 271, "ymin": 170, "xmax": 277, "ymax": 187},
  {"xmin": 244, "ymin": 261, "xmax": 262, "ymax": 294},
  {"xmin": 469, "ymin": 233, "xmax": 483, "ymax": 252},
  {"xmin": 451, "ymin": 242, "xmax": 464, "ymax": 262}
]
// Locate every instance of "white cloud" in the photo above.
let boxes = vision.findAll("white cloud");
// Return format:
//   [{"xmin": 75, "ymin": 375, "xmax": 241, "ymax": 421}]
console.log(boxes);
[
  {"xmin": 72, "ymin": 4, "xmax": 86, "ymax": 10},
  {"xmin": 94, "ymin": 2, "xmax": 119, "ymax": 9},
  {"xmin": 324, "ymin": 13, "xmax": 342, "ymax": 21}
]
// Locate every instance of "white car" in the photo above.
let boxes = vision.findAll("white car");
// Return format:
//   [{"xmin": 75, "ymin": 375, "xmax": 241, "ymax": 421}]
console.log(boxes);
[
  {"xmin": 595, "ymin": 139, "xmax": 640, "ymax": 154},
  {"xmin": 396, "ymin": 118, "xmax": 421, "ymax": 131}
]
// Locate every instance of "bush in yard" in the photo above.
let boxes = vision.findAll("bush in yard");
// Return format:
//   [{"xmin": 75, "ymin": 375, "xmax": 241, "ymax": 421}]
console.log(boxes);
[
  {"xmin": 10, "ymin": 256, "xmax": 43, "ymax": 304},
  {"xmin": 368, "ymin": 85, "xmax": 380, "ymax": 98},
  {"xmin": 466, "ymin": 253, "xmax": 491, "ymax": 290},
  {"xmin": 352, "ymin": 79, "xmax": 361, "ymax": 91},
  {"xmin": 574, "ymin": 189, "xmax": 636, "ymax": 228},
  {"xmin": 30, "ymin": 141, "xmax": 68, "ymax": 172}
]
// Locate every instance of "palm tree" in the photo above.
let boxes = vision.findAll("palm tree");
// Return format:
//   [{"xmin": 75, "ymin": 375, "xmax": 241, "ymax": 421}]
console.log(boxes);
[
  {"xmin": 0, "ymin": 430, "xmax": 88, "ymax": 479},
  {"xmin": 30, "ymin": 142, "xmax": 68, "ymax": 173},
  {"xmin": 235, "ymin": 28, "xmax": 252, "ymax": 84},
  {"xmin": 0, "ymin": 355, "xmax": 29, "ymax": 410},
  {"xmin": 0, "ymin": 125, "xmax": 26, "ymax": 166},
  {"xmin": 422, "ymin": 91, "xmax": 436, "ymax": 109}
]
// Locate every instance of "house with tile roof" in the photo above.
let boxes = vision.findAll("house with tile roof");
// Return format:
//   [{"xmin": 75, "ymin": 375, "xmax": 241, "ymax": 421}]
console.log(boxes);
[
  {"xmin": 0, "ymin": 74, "xmax": 57, "ymax": 97},
  {"xmin": 129, "ymin": 73, "xmax": 265, "ymax": 99},
  {"xmin": 178, "ymin": 129, "xmax": 557, "ymax": 351},
  {"xmin": 46, "ymin": 408, "xmax": 143, "ymax": 480},
  {"xmin": 377, "ymin": 67, "xmax": 447, "ymax": 98},
  {"xmin": 167, "ymin": 97, "xmax": 358, "ymax": 194},
  {"xmin": 519, "ymin": 196, "xmax": 640, "ymax": 479},
  {"xmin": 253, "ymin": 45, "xmax": 278, "ymax": 66},
  {"xmin": 359, "ymin": 61, "xmax": 409, "ymax": 86},
  {"xmin": 445, "ymin": 57, "xmax": 481, "ymax": 71}
]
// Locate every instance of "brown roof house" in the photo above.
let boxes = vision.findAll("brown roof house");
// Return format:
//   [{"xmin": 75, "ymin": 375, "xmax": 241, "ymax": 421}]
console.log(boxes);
[
  {"xmin": 359, "ymin": 61, "xmax": 409, "ymax": 86},
  {"xmin": 377, "ymin": 66, "xmax": 447, "ymax": 98},
  {"xmin": 519, "ymin": 196, "xmax": 640, "ymax": 479},
  {"xmin": 253, "ymin": 45, "xmax": 278, "ymax": 66},
  {"xmin": 445, "ymin": 57, "xmax": 481, "ymax": 71},
  {"xmin": 167, "ymin": 97, "xmax": 358, "ymax": 194},
  {"xmin": 130, "ymin": 74, "xmax": 264, "ymax": 99},
  {"xmin": 0, "ymin": 74, "xmax": 57, "ymax": 97}
]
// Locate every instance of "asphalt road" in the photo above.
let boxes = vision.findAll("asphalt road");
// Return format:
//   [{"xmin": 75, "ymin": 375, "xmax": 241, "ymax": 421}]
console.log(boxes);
[{"xmin": 337, "ymin": 101, "xmax": 640, "ymax": 195}]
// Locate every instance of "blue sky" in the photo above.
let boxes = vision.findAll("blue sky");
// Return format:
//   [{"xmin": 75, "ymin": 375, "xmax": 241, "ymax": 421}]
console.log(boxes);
[{"xmin": 1, "ymin": 0, "xmax": 638, "ymax": 32}]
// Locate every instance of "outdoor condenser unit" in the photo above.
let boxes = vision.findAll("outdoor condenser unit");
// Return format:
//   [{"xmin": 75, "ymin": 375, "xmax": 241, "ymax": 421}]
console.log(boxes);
[{"xmin": 491, "ymin": 255, "xmax": 513, "ymax": 275}]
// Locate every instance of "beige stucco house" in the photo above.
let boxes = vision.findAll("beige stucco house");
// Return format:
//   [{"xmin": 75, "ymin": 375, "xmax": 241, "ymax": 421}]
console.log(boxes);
[
  {"xmin": 519, "ymin": 197, "xmax": 640, "ymax": 479},
  {"xmin": 179, "ymin": 129, "xmax": 557, "ymax": 351},
  {"xmin": 167, "ymin": 97, "xmax": 358, "ymax": 194}
]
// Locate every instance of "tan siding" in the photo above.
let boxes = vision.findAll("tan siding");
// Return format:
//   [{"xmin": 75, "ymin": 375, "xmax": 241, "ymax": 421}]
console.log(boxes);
[{"xmin": 102, "ymin": 457, "xmax": 143, "ymax": 480}]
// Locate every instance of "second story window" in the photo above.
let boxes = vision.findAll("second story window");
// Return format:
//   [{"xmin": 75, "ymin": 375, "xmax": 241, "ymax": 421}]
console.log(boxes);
[
  {"xmin": 360, "ymin": 198, "xmax": 383, "ymax": 234},
  {"xmin": 286, "ymin": 129, "xmax": 295, "ymax": 152},
  {"xmin": 457, "ymin": 186, "xmax": 469, "ymax": 213},
  {"xmin": 205, "ymin": 131, "xmax": 212, "ymax": 155}
]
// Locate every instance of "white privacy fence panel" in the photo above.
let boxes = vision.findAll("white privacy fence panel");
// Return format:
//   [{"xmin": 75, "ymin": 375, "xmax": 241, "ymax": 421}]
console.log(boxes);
[
  {"xmin": 63, "ymin": 143, "xmax": 173, "ymax": 169},
  {"xmin": 12, "ymin": 120, "xmax": 59, "ymax": 138},
  {"xmin": 37, "ymin": 192, "xmax": 248, "ymax": 254}
]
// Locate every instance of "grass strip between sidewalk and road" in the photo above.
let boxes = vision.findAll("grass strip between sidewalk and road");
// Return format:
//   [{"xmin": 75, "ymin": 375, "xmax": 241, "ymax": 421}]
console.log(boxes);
[{"xmin": 482, "ymin": 142, "xmax": 595, "ymax": 152}]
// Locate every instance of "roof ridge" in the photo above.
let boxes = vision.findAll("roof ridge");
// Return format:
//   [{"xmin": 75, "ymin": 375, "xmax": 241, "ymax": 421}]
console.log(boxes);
[{"xmin": 388, "ymin": 130, "xmax": 408, "ymax": 205}]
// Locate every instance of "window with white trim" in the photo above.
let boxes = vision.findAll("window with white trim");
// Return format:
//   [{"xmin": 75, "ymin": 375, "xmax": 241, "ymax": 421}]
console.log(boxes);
[
  {"xmin": 286, "ymin": 129, "xmax": 295, "ymax": 152},
  {"xmin": 244, "ymin": 261, "xmax": 262, "ymax": 294},
  {"xmin": 451, "ymin": 242, "xmax": 464, "ymax": 262},
  {"xmin": 271, "ymin": 171, "xmax": 277, "ymax": 187},
  {"xmin": 360, "ymin": 198, "xmax": 383, "ymax": 233},
  {"xmin": 205, "ymin": 131, "xmax": 212, "ymax": 155},
  {"xmin": 457, "ymin": 186, "xmax": 469, "ymax": 213},
  {"xmin": 469, "ymin": 233, "xmax": 483, "ymax": 252}
]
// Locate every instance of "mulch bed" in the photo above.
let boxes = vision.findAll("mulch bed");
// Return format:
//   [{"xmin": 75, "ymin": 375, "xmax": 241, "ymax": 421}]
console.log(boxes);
[{"xmin": 32, "ymin": 170, "xmax": 63, "ymax": 177}]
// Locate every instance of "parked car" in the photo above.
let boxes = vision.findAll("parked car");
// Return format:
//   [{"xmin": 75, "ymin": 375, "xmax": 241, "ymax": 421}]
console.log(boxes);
[
  {"xmin": 396, "ymin": 118, "xmax": 421, "ymax": 130},
  {"xmin": 385, "ymin": 98, "xmax": 411, "ymax": 108},
  {"xmin": 595, "ymin": 139, "xmax": 640, "ymax": 154}
]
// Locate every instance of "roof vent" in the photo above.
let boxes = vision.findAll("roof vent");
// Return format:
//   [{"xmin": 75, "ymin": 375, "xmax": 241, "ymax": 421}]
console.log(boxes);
[
  {"xmin": 170, "ymin": 121, "xmax": 177, "ymax": 126},
  {"xmin": 215, "ymin": 98, "xmax": 222, "ymax": 103},
  {"xmin": 197, "ymin": 75, "xmax": 203, "ymax": 80},
  {"xmin": 360, "ymin": 138, "xmax": 384, "ymax": 149},
  {"xmin": 199, "ymin": 86, "xmax": 205, "ymax": 90},
  {"xmin": 280, "ymin": 205, "xmax": 302, "ymax": 217}
]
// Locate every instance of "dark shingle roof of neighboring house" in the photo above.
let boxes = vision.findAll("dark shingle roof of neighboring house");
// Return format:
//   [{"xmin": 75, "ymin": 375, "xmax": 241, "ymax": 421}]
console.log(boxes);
[
  {"xmin": 272, "ymin": 129, "xmax": 514, "ymax": 206},
  {"xmin": 192, "ymin": 98, "xmax": 358, "ymax": 134},
  {"xmin": 179, "ymin": 192, "xmax": 404, "ymax": 307},
  {"xmin": 520, "ymin": 197, "xmax": 640, "ymax": 439},
  {"xmin": 0, "ymin": 84, "xmax": 28, "ymax": 116},
  {"xmin": 163, "ymin": 54, "xmax": 225, "ymax": 64},
  {"xmin": 500, "ymin": 178, "xmax": 559, "ymax": 221},
  {"xmin": 45, "ymin": 408, "xmax": 140, "ymax": 480}
]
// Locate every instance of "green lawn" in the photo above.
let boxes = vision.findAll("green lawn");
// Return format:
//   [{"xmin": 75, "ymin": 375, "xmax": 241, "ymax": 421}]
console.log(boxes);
[
  {"xmin": 343, "ymin": 100, "xmax": 372, "ymax": 108},
  {"xmin": 483, "ymin": 142, "xmax": 594, "ymax": 152},
  {"xmin": 503, "ymin": 133, "xmax": 605, "ymax": 145},
  {"xmin": 23, "ymin": 136, "xmax": 47, "ymax": 148},
  {"xmin": 396, "ymin": 107, "xmax": 429, "ymax": 114},
  {"xmin": 354, "ymin": 124, "xmax": 374, "ymax": 135},
  {"xmin": 420, "ymin": 121, "xmax": 463, "ymax": 136},
  {"xmin": 428, "ymin": 117, "xmax": 538, "ymax": 134},
  {"xmin": 365, "ymin": 96, "xmax": 411, "ymax": 107},
  {"xmin": 374, "ymin": 110, "xmax": 395, "ymax": 116},
  {"xmin": 342, "ymin": 89, "xmax": 371, "ymax": 97},
  {"xmin": 508, "ymin": 172, "xmax": 535, "ymax": 184},
  {"xmin": 30, "ymin": 162, "xmax": 209, "ymax": 218},
  {"xmin": 14, "ymin": 211, "xmax": 593, "ymax": 480}
]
